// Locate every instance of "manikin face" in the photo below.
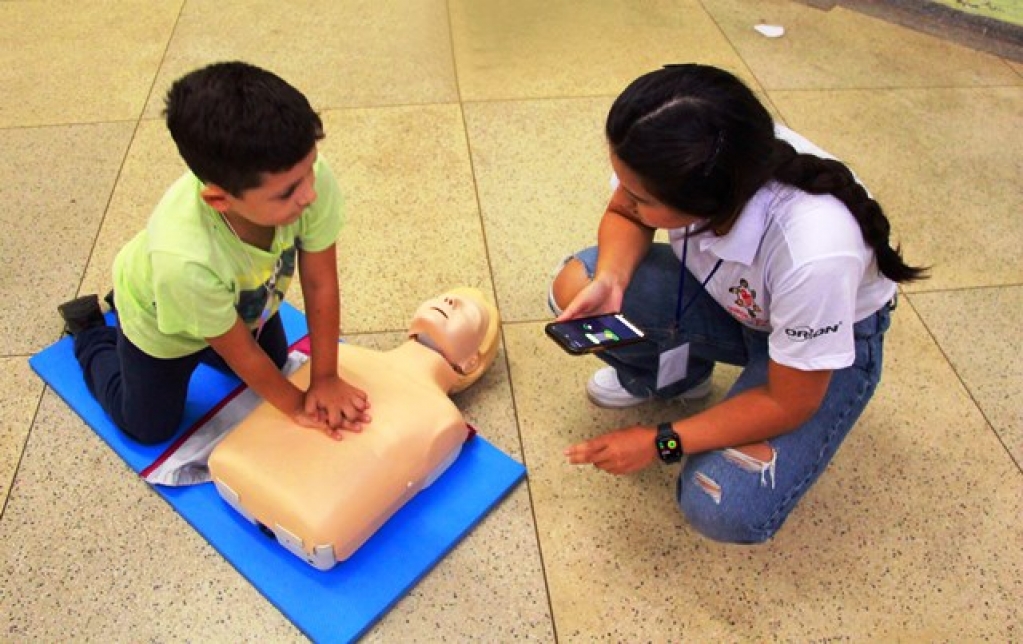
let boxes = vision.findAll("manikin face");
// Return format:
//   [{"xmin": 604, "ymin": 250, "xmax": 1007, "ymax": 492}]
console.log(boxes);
[
  {"xmin": 408, "ymin": 293, "xmax": 489, "ymax": 374},
  {"xmin": 609, "ymin": 150, "xmax": 703, "ymax": 230},
  {"xmin": 204, "ymin": 147, "xmax": 319, "ymax": 228}
]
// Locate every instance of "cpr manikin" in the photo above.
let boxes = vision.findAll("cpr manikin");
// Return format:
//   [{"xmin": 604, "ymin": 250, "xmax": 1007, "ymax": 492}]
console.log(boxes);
[{"xmin": 208, "ymin": 288, "xmax": 500, "ymax": 569}]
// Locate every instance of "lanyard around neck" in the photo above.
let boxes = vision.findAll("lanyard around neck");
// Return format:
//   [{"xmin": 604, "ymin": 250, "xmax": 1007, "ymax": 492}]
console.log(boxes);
[
  {"xmin": 674, "ymin": 228, "xmax": 723, "ymax": 329},
  {"xmin": 220, "ymin": 213, "xmax": 279, "ymax": 339}
]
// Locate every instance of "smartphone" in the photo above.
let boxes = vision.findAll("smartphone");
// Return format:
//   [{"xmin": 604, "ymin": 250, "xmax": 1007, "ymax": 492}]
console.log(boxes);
[{"xmin": 545, "ymin": 313, "xmax": 646, "ymax": 355}]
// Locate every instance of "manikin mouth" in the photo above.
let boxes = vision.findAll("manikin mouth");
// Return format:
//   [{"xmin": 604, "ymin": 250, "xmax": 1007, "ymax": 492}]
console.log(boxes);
[{"xmin": 430, "ymin": 306, "xmax": 449, "ymax": 319}]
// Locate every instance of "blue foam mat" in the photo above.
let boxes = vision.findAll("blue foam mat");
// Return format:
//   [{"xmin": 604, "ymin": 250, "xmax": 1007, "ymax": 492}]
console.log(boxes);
[{"xmin": 29, "ymin": 304, "xmax": 526, "ymax": 643}]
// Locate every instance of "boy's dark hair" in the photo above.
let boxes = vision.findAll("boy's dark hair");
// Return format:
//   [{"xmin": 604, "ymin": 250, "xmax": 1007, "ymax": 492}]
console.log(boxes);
[
  {"xmin": 607, "ymin": 64, "xmax": 927, "ymax": 283},
  {"xmin": 164, "ymin": 61, "xmax": 324, "ymax": 196}
]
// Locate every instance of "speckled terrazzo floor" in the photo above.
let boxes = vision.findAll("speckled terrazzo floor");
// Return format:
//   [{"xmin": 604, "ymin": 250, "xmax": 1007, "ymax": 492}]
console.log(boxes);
[{"xmin": 2, "ymin": 1, "xmax": 1021, "ymax": 641}]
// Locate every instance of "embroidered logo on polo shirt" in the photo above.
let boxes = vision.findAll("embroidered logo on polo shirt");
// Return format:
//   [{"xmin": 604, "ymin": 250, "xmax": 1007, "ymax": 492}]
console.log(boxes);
[
  {"xmin": 727, "ymin": 278, "xmax": 763, "ymax": 323},
  {"xmin": 785, "ymin": 322, "xmax": 842, "ymax": 342}
]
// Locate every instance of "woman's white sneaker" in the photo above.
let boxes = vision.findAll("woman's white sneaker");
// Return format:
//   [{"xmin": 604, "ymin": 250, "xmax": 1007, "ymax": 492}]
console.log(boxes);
[{"xmin": 585, "ymin": 366, "xmax": 713, "ymax": 408}]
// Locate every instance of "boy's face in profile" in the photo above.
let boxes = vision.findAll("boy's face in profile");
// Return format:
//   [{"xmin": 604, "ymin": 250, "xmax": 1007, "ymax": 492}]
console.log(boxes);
[{"xmin": 203, "ymin": 147, "xmax": 319, "ymax": 229}]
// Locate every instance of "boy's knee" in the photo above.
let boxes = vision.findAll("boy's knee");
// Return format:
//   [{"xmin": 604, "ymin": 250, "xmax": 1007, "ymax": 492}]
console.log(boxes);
[
  {"xmin": 269, "ymin": 344, "xmax": 288, "ymax": 370},
  {"xmin": 119, "ymin": 412, "xmax": 183, "ymax": 446},
  {"xmin": 550, "ymin": 257, "xmax": 590, "ymax": 313},
  {"xmin": 123, "ymin": 425, "xmax": 178, "ymax": 446}
]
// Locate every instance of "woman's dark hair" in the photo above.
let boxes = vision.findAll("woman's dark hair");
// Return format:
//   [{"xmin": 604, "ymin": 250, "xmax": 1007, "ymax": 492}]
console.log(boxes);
[
  {"xmin": 164, "ymin": 61, "xmax": 324, "ymax": 196},
  {"xmin": 606, "ymin": 64, "xmax": 927, "ymax": 283}
]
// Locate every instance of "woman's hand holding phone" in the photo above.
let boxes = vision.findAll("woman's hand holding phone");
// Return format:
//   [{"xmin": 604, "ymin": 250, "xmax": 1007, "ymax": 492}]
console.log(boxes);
[{"xmin": 555, "ymin": 274, "xmax": 623, "ymax": 322}]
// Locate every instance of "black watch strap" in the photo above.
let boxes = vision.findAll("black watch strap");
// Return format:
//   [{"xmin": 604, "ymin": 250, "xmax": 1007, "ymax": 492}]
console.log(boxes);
[{"xmin": 655, "ymin": 422, "xmax": 684, "ymax": 464}]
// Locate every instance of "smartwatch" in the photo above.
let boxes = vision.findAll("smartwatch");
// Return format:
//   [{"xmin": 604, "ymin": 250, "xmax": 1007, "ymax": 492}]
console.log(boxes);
[{"xmin": 655, "ymin": 422, "xmax": 684, "ymax": 464}]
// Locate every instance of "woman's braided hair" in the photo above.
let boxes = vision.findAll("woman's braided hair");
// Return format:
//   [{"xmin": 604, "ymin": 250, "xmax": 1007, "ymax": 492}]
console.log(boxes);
[{"xmin": 606, "ymin": 64, "xmax": 927, "ymax": 283}]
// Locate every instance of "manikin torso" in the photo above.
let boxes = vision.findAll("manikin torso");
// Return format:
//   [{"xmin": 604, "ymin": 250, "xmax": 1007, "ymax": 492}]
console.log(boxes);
[{"xmin": 209, "ymin": 339, "xmax": 470, "ymax": 568}]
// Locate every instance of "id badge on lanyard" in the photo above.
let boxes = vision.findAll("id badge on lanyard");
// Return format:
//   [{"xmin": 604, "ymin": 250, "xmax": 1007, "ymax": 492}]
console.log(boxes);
[{"xmin": 656, "ymin": 229, "xmax": 722, "ymax": 390}]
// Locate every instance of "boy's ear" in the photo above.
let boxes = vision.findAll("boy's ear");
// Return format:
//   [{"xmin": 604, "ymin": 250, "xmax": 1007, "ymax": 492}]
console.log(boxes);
[{"xmin": 200, "ymin": 184, "xmax": 232, "ymax": 214}]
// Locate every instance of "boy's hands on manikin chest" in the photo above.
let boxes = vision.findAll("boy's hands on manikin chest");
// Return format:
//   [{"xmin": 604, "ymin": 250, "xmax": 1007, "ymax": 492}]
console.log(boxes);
[{"xmin": 301, "ymin": 374, "xmax": 372, "ymax": 440}]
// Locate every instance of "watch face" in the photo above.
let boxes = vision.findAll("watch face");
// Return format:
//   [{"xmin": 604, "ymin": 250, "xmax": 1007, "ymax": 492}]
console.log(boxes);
[{"xmin": 656, "ymin": 434, "xmax": 682, "ymax": 463}]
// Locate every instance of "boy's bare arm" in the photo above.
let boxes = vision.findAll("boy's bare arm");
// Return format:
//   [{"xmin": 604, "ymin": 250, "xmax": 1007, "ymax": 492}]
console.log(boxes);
[
  {"xmin": 297, "ymin": 244, "xmax": 370, "ymax": 431},
  {"xmin": 206, "ymin": 319, "xmax": 319, "ymax": 426},
  {"xmin": 297, "ymin": 243, "xmax": 340, "ymax": 379}
]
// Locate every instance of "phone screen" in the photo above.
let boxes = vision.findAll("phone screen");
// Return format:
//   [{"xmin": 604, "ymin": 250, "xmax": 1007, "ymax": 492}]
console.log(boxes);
[{"xmin": 545, "ymin": 313, "xmax": 646, "ymax": 354}]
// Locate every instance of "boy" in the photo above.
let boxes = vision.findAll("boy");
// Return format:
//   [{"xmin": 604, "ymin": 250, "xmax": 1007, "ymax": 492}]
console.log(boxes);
[{"xmin": 58, "ymin": 61, "xmax": 370, "ymax": 445}]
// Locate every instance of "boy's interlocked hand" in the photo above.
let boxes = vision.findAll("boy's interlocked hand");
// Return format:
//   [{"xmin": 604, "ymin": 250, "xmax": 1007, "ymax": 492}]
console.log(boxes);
[{"xmin": 302, "ymin": 374, "xmax": 372, "ymax": 440}]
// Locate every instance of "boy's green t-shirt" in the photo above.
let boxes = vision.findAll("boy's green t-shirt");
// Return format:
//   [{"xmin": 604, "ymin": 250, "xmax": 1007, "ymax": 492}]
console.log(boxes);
[{"xmin": 113, "ymin": 156, "xmax": 344, "ymax": 359}]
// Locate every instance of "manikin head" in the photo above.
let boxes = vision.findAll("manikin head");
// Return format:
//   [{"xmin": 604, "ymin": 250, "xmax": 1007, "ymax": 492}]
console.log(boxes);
[{"xmin": 407, "ymin": 288, "xmax": 500, "ymax": 393}]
